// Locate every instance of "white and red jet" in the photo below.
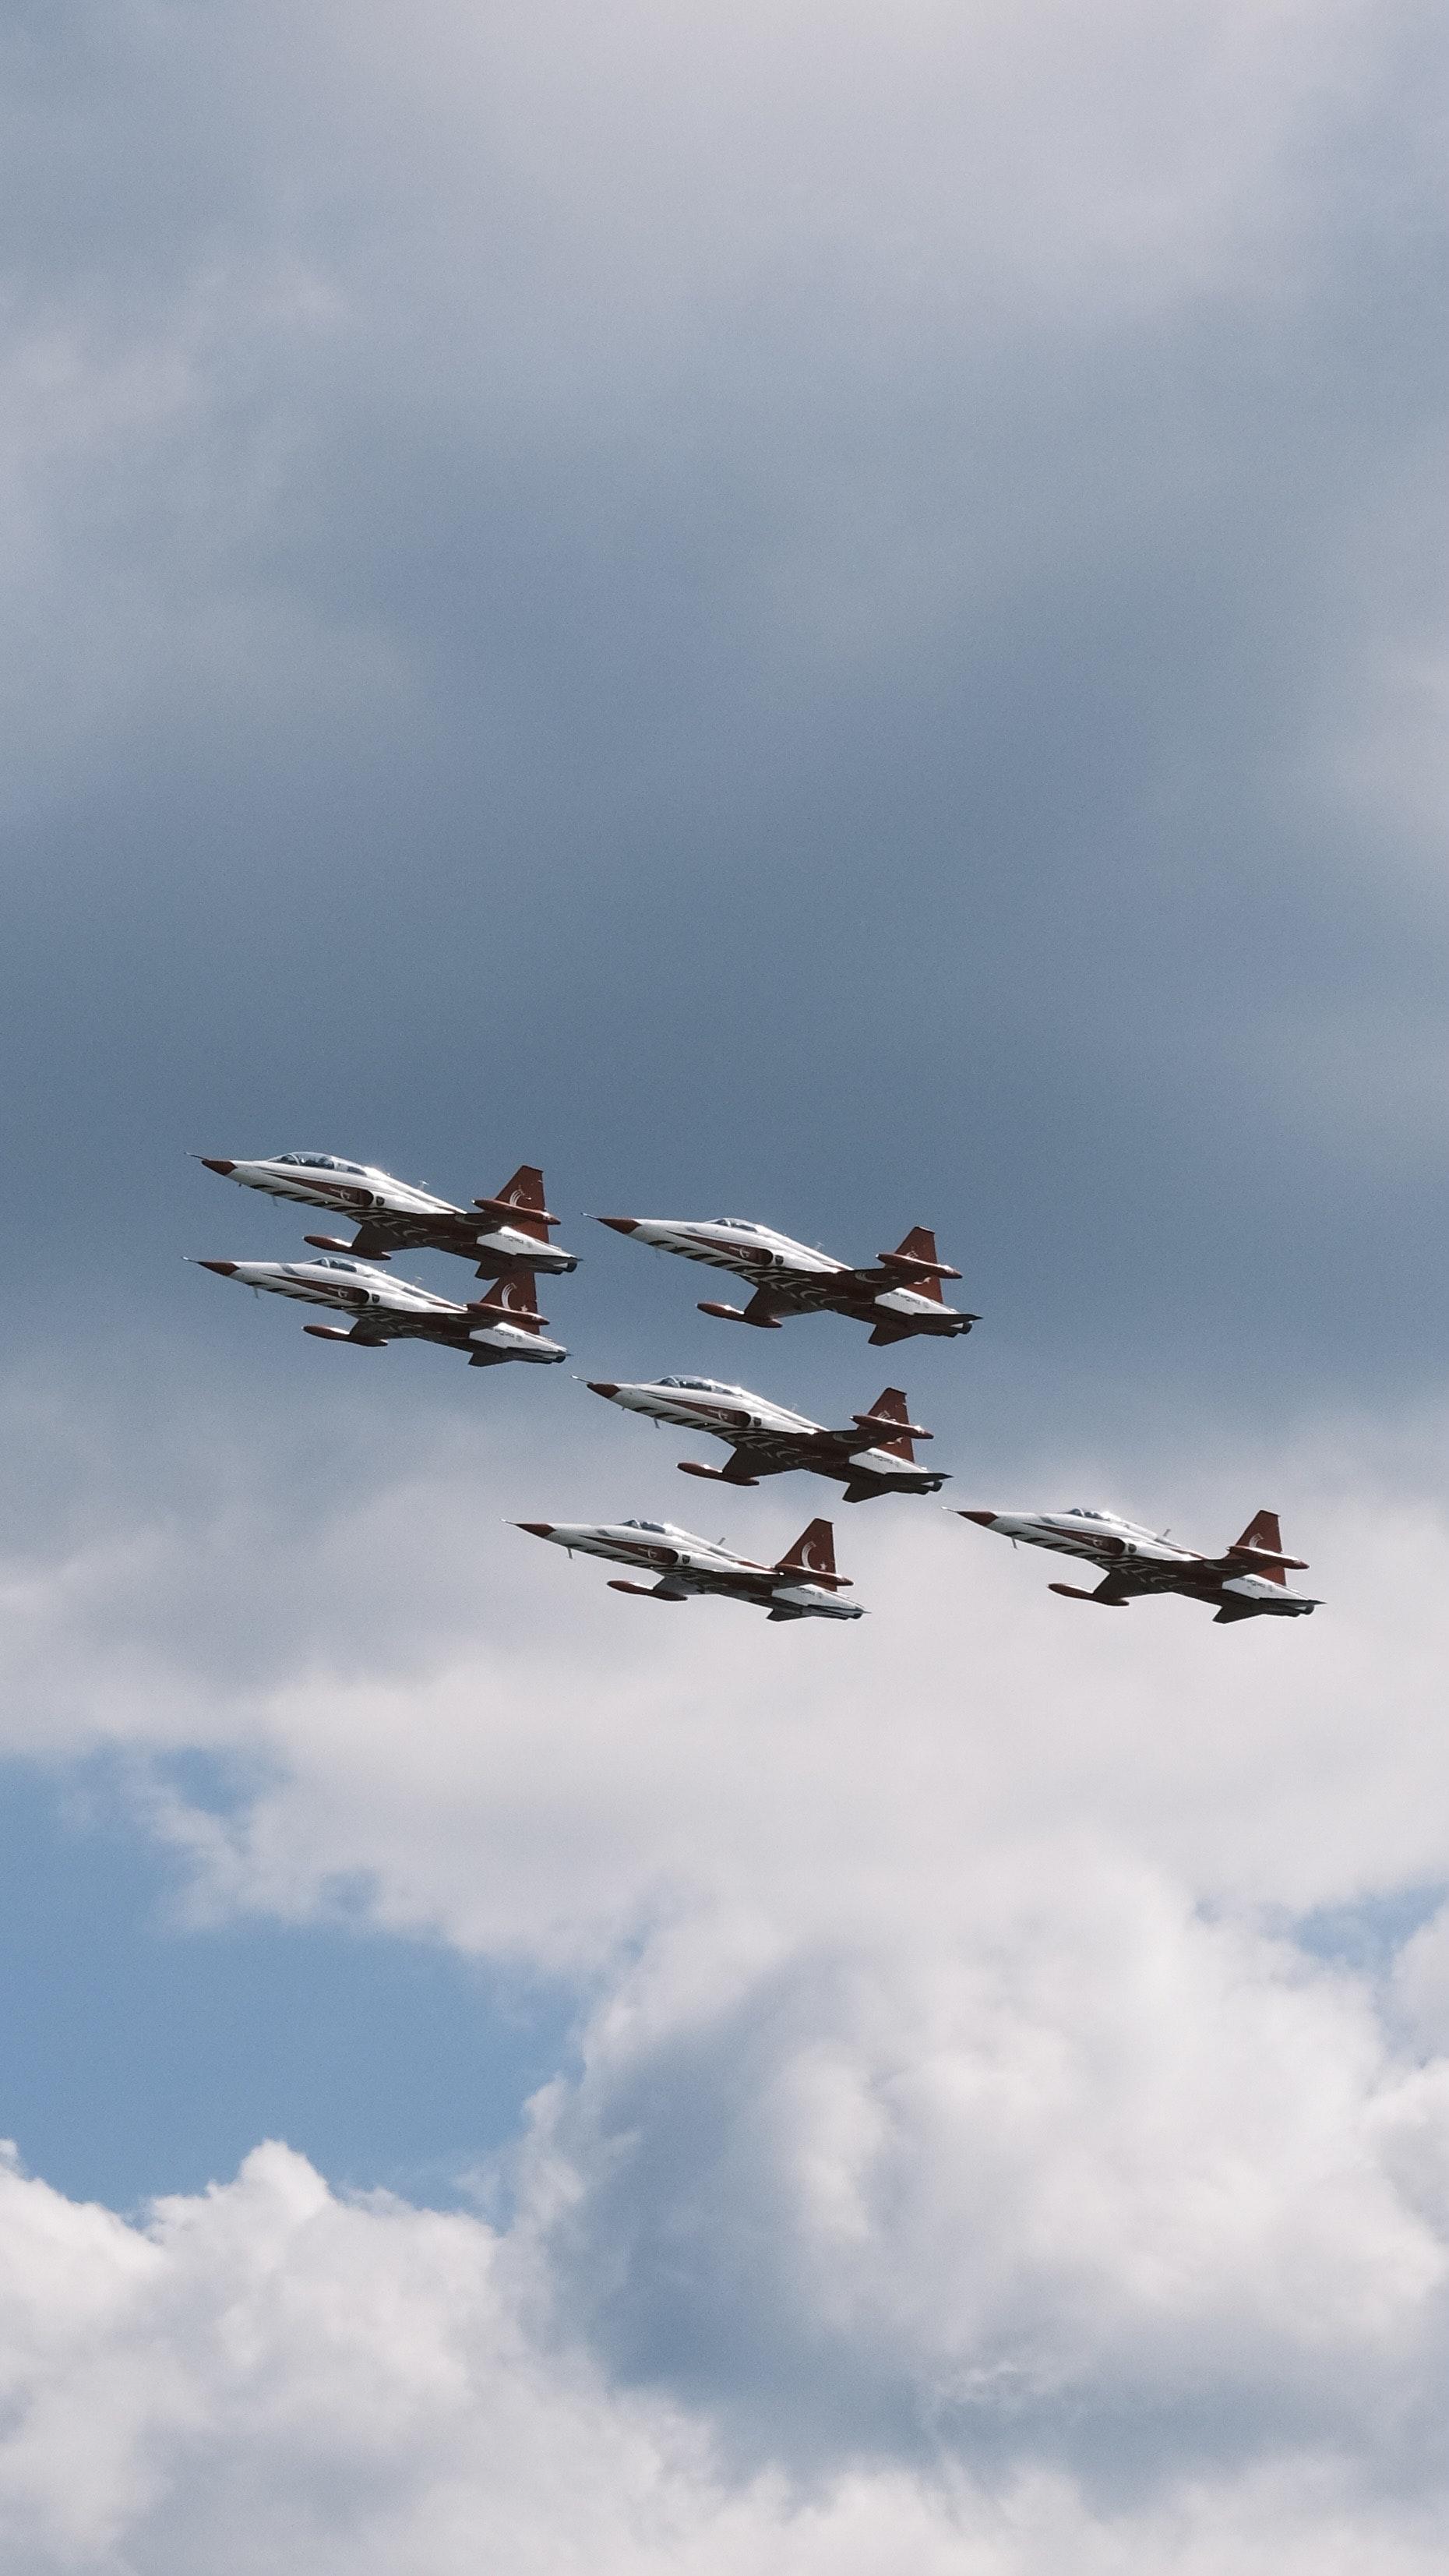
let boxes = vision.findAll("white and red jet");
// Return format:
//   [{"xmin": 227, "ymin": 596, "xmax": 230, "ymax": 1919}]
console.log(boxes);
[
  {"xmin": 196, "ymin": 1154, "xmax": 577, "ymax": 1279},
  {"xmin": 586, "ymin": 1375, "xmax": 947, "ymax": 1503},
  {"xmin": 514, "ymin": 1512, "xmax": 865, "ymax": 1620},
  {"xmin": 957, "ymin": 1504, "xmax": 1319, "ymax": 1624},
  {"xmin": 594, "ymin": 1214, "xmax": 975, "ymax": 1344},
  {"xmin": 192, "ymin": 1254, "xmax": 565, "ymax": 1369}
]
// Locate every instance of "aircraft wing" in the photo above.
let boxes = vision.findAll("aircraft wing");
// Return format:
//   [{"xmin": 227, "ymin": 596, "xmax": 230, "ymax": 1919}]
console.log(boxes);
[
  {"xmin": 1080, "ymin": 1561, "xmax": 1193, "ymax": 1604},
  {"xmin": 353, "ymin": 1307, "xmax": 468, "ymax": 1346}
]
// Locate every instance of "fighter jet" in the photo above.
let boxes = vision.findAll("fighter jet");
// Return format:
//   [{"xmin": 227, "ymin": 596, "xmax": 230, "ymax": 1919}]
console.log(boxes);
[
  {"xmin": 192, "ymin": 1253, "xmax": 565, "ymax": 1368},
  {"xmin": 514, "ymin": 1513, "xmax": 864, "ymax": 1620},
  {"xmin": 586, "ymin": 1374, "xmax": 947, "ymax": 1503},
  {"xmin": 957, "ymin": 1505, "xmax": 1319, "ymax": 1623},
  {"xmin": 594, "ymin": 1214, "xmax": 975, "ymax": 1344},
  {"xmin": 196, "ymin": 1154, "xmax": 577, "ymax": 1279}
]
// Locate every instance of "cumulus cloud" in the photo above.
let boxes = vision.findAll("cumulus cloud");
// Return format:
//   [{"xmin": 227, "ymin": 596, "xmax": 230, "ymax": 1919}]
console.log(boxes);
[
  {"xmin": 1, "ymin": 2133, "xmax": 1448, "ymax": 2576},
  {"xmin": 5, "ymin": 1385, "xmax": 1449, "ymax": 2557}
]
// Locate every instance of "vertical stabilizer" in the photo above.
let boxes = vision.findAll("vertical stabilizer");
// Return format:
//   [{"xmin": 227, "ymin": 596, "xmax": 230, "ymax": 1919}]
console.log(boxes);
[
  {"xmin": 856, "ymin": 1386, "xmax": 916, "ymax": 1461},
  {"xmin": 775, "ymin": 1517, "xmax": 837, "ymax": 1579},
  {"xmin": 1230, "ymin": 1509, "xmax": 1285, "ymax": 1582},
  {"xmin": 481, "ymin": 1165, "xmax": 552, "ymax": 1241},
  {"xmin": 473, "ymin": 1269, "xmax": 546, "ymax": 1332},
  {"xmin": 891, "ymin": 1226, "xmax": 943, "ymax": 1301}
]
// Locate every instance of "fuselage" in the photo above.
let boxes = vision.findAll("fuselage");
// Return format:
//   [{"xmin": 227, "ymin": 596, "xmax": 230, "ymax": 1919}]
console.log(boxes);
[
  {"xmin": 602, "ymin": 1218, "xmax": 844, "ymax": 1277},
  {"xmin": 199, "ymin": 1155, "xmax": 578, "ymax": 1273},
  {"xmin": 588, "ymin": 1375, "xmax": 946, "ymax": 1497},
  {"xmin": 597, "ymin": 1217, "xmax": 971, "ymax": 1336},
  {"xmin": 961, "ymin": 1507, "xmax": 1317, "ymax": 1616},
  {"xmin": 516, "ymin": 1517, "xmax": 865, "ymax": 1617},
  {"xmin": 194, "ymin": 1256, "xmax": 566, "ymax": 1363},
  {"xmin": 975, "ymin": 1507, "xmax": 1200, "ymax": 1569}
]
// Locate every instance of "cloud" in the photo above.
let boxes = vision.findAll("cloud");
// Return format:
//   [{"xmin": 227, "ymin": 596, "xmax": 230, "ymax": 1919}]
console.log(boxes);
[
  {"xmin": 5, "ymin": 1385, "xmax": 1449, "ymax": 2546},
  {"xmin": 0, "ymin": 2123, "xmax": 1447, "ymax": 2573}
]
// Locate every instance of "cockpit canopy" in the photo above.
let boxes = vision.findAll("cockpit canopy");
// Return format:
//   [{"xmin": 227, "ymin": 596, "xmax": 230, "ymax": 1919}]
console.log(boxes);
[
  {"xmin": 657, "ymin": 1376, "xmax": 744, "ymax": 1395},
  {"xmin": 707, "ymin": 1217, "xmax": 757, "ymax": 1231},
  {"xmin": 620, "ymin": 1519, "xmax": 670, "ymax": 1533},
  {"xmin": 273, "ymin": 1152, "xmax": 368, "ymax": 1174}
]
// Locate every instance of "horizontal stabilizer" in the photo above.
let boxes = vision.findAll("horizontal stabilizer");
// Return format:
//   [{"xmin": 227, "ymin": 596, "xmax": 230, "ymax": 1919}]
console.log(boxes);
[
  {"xmin": 1228, "ymin": 1509, "xmax": 1290, "ymax": 1584},
  {"xmin": 473, "ymin": 1166, "xmax": 557, "ymax": 1240},
  {"xmin": 848, "ymin": 1385, "xmax": 929, "ymax": 1458},
  {"xmin": 876, "ymin": 1237, "xmax": 961, "ymax": 1284},
  {"xmin": 1222, "ymin": 1544, "xmax": 1309, "ymax": 1574}
]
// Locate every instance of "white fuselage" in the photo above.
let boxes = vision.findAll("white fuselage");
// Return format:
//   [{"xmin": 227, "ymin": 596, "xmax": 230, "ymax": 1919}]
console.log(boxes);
[
  {"xmin": 601, "ymin": 1219, "xmax": 963, "ymax": 1329},
  {"xmin": 965, "ymin": 1508, "xmax": 1315, "ymax": 1613},
  {"xmin": 594, "ymin": 1377, "xmax": 942, "ymax": 1493},
  {"xmin": 200, "ymin": 1155, "xmax": 577, "ymax": 1272},
  {"xmin": 985, "ymin": 1508, "xmax": 1198, "ymax": 1569},
  {"xmin": 211, "ymin": 1155, "xmax": 453, "ymax": 1218},
  {"xmin": 618, "ymin": 1219, "xmax": 846, "ymax": 1279},
  {"xmin": 520, "ymin": 1518, "xmax": 865, "ymax": 1618},
  {"xmin": 196, "ymin": 1256, "xmax": 565, "ymax": 1363}
]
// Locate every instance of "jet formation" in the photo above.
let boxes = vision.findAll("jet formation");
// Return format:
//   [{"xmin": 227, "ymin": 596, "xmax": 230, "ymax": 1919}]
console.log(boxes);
[{"xmin": 193, "ymin": 1151, "xmax": 1319, "ymax": 1632}]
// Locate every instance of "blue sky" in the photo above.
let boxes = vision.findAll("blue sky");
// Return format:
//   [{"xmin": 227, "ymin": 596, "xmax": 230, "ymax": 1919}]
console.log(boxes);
[{"xmin": 0, "ymin": 4, "xmax": 1447, "ymax": 2569}]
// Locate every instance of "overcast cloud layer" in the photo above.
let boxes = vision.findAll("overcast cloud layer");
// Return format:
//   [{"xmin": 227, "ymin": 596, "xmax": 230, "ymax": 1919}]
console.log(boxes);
[{"xmin": 1, "ymin": 0, "xmax": 1447, "ymax": 2567}]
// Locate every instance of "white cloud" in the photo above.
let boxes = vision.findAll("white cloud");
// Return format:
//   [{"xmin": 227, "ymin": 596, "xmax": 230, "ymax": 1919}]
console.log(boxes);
[
  {"xmin": 0, "ymin": 2137, "xmax": 1447, "ymax": 2575},
  {"xmin": 5, "ymin": 1389, "xmax": 1449, "ymax": 2557}
]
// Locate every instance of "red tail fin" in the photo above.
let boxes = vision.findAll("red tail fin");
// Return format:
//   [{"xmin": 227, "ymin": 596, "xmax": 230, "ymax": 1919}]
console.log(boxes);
[
  {"xmin": 873, "ymin": 1226, "xmax": 961, "ymax": 1294},
  {"xmin": 855, "ymin": 1386, "xmax": 916, "ymax": 1460},
  {"xmin": 473, "ymin": 1269, "xmax": 546, "ymax": 1332},
  {"xmin": 1230, "ymin": 1509, "xmax": 1285, "ymax": 1583},
  {"xmin": 776, "ymin": 1518, "xmax": 837, "ymax": 1579},
  {"xmin": 474, "ymin": 1165, "xmax": 554, "ymax": 1243}
]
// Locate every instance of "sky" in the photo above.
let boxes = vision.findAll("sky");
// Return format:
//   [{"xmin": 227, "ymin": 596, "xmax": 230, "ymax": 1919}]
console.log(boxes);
[{"xmin": 1, "ymin": 0, "xmax": 1447, "ymax": 2566}]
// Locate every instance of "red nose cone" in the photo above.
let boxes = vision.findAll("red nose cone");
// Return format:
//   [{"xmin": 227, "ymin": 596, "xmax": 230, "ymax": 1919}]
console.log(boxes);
[
  {"xmin": 198, "ymin": 1260, "xmax": 238, "ymax": 1276},
  {"xmin": 595, "ymin": 1217, "xmax": 637, "ymax": 1235},
  {"xmin": 957, "ymin": 1509, "xmax": 997, "ymax": 1526},
  {"xmin": 200, "ymin": 1159, "xmax": 236, "ymax": 1175},
  {"xmin": 587, "ymin": 1382, "xmax": 619, "ymax": 1399},
  {"xmin": 515, "ymin": 1521, "xmax": 555, "ymax": 1539}
]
